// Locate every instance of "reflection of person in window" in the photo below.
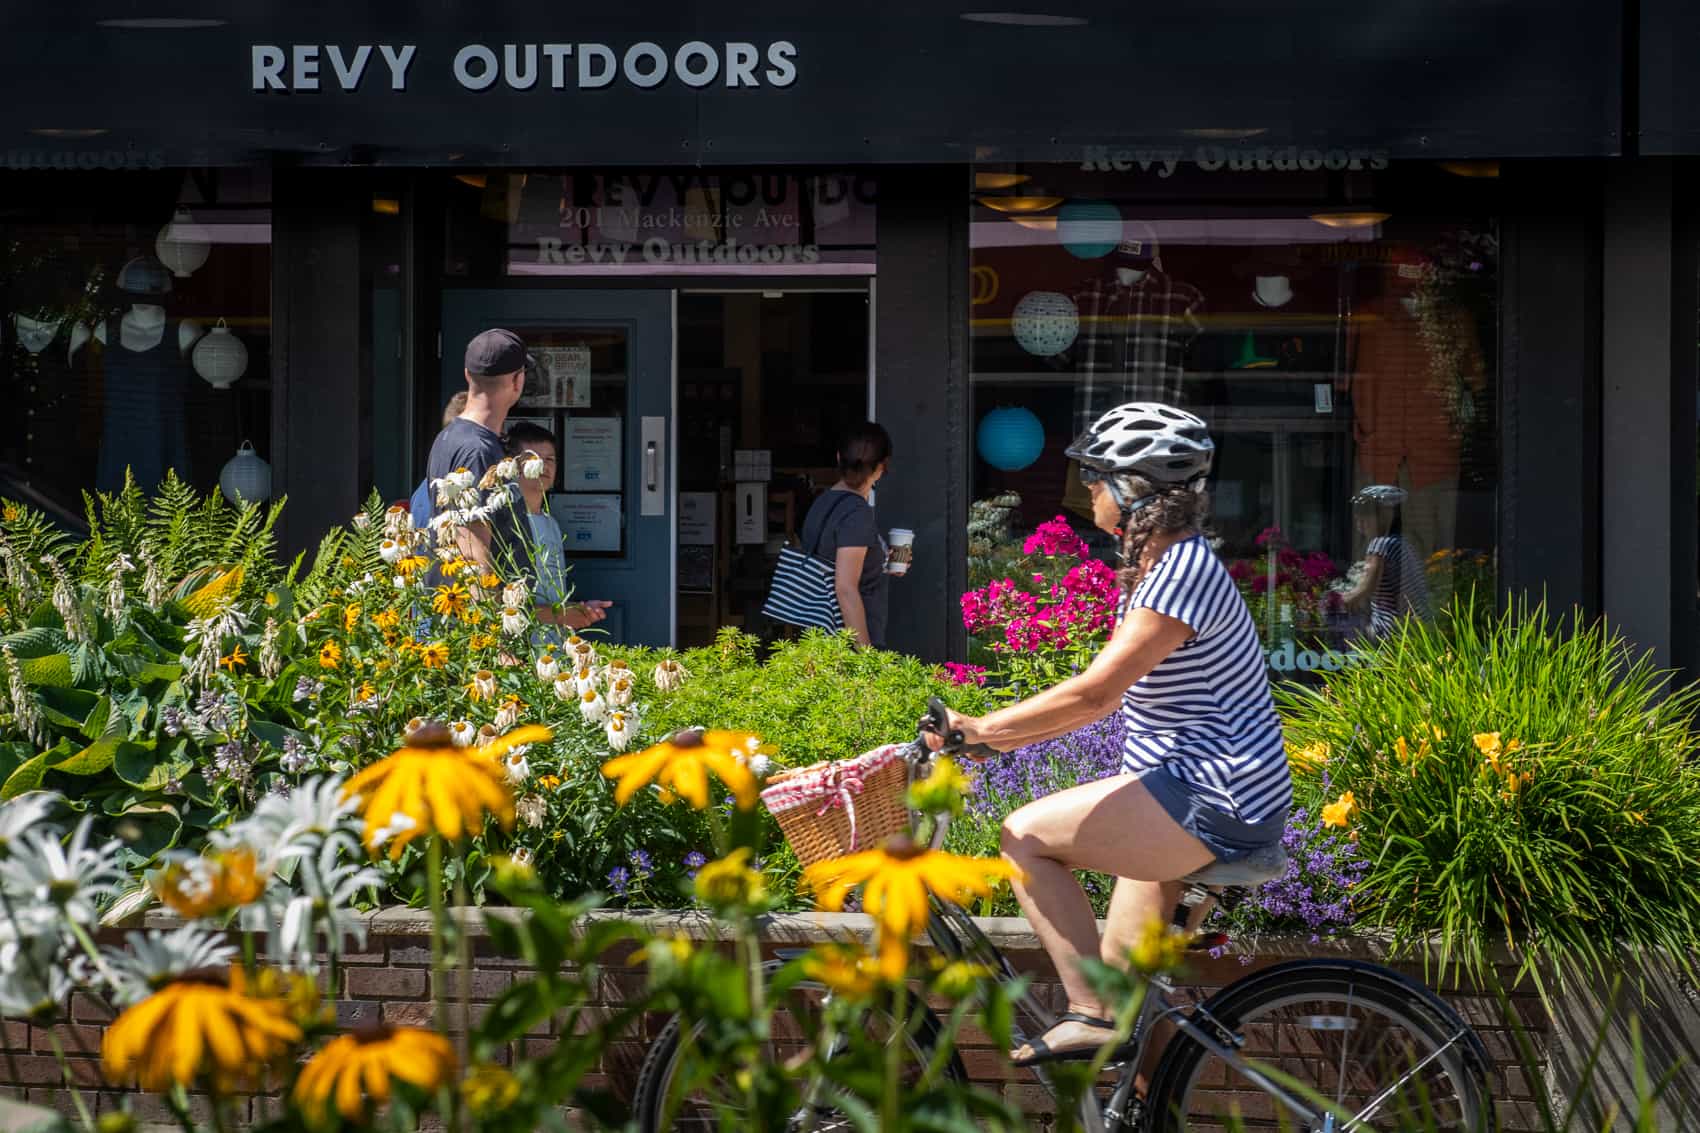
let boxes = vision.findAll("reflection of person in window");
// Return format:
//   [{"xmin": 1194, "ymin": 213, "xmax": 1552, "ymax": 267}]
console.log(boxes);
[
  {"xmin": 798, "ymin": 422, "xmax": 894, "ymax": 649},
  {"xmin": 1339, "ymin": 485, "xmax": 1429, "ymax": 637},
  {"xmin": 504, "ymin": 421, "xmax": 612, "ymax": 633}
]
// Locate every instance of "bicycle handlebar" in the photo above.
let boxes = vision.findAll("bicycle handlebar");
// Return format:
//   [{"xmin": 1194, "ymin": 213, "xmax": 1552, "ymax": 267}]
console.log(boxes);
[{"xmin": 919, "ymin": 696, "xmax": 999, "ymax": 761}]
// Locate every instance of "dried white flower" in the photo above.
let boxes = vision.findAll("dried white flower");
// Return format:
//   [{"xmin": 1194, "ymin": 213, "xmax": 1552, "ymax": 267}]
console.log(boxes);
[
  {"xmin": 506, "ymin": 753, "xmax": 532, "ymax": 787},
  {"xmin": 383, "ymin": 504, "xmax": 414, "ymax": 537},
  {"xmin": 553, "ymin": 676, "xmax": 577, "ymax": 702},
  {"xmin": 501, "ymin": 606, "xmax": 528, "ymax": 637},
  {"xmin": 449, "ymin": 720, "xmax": 476, "ymax": 748},
  {"xmin": 515, "ymin": 794, "xmax": 546, "ymax": 827},
  {"xmin": 472, "ymin": 670, "xmax": 497, "ymax": 701},
  {"xmin": 605, "ymin": 711, "xmax": 633, "ymax": 752},
  {"xmin": 379, "ymin": 538, "xmax": 405, "ymax": 564},
  {"xmin": 522, "ymin": 453, "xmax": 546, "ymax": 480},
  {"xmin": 579, "ymin": 688, "xmax": 607, "ymax": 724},
  {"xmin": 608, "ymin": 678, "xmax": 634, "ymax": 708},
  {"xmin": 493, "ymin": 699, "xmax": 521, "ymax": 732},
  {"xmin": 502, "ymin": 580, "xmax": 530, "ymax": 608},
  {"xmin": 351, "ymin": 512, "xmax": 372, "ymax": 531},
  {"xmin": 535, "ymin": 652, "xmax": 560, "ymax": 681},
  {"xmin": 653, "ymin": 658, "xmax": 690, "ymax": 692}
]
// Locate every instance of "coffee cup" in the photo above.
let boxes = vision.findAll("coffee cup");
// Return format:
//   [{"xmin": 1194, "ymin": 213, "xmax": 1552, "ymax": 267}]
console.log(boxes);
[{"xmin": 887, "ymin": 529, "xmax": 914, "ymax": 575}]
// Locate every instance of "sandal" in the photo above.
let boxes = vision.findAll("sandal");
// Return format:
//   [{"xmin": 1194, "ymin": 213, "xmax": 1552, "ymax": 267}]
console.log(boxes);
[{"xmin": 1009, "ymin": 1011, "xmax": 1135, "ymax": 1068}]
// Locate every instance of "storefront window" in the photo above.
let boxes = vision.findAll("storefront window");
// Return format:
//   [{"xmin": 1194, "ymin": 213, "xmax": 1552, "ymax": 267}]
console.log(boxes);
[
  {"xmin": 0, "ymin": 169, "xmax": 271, "ymax": 523},
  {"xmin": 968, "ymin": 162, "xmax": 1499, "ymax": 675}
]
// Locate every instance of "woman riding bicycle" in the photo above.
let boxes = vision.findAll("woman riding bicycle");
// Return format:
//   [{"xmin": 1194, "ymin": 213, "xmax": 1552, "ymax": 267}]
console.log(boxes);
[{"xmin": 928, "ymin": 402, "xmax": 1290, "ymax": 1067}]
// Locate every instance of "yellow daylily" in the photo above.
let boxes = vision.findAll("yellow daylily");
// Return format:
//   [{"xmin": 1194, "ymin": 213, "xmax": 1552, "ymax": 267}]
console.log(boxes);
[{"xmin": 1320, "ymin": 790, "xmax": 1359, "ymax": 828}]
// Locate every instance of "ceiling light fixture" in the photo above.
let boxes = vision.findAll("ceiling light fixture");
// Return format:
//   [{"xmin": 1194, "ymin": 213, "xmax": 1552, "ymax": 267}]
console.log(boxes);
[
  {"xmin": 1008, "ymin": 216, "xmax": 1059, "ymax": 231},
  {"xmin": 454, "ymin": 173, "xmax": 489, "ymax": 190},
  {"xmin": 1309, "ymin": 210, "xmax": 1391, "ymax": 230},
  {"xmin": 95, "ymin": 17, "xmax": 226, "ymax": 28},
  {"xmin": 977, "ymin": 195, "xmax": 1063, "ymax": 214},
  {"xmin": 372, "ymin": 197, "xmax": 401, "ymax": 216},
  {"xmin": 975, "ymin": 171, "xmax": 1031, "ymax": 191},
  {"xmin": 961, "ymin": 12, "xmax": 1088, "ymax": 25},
  {"xmin": 1438, "ymin": 160, "xmax": 1500, "ymax": 178}
]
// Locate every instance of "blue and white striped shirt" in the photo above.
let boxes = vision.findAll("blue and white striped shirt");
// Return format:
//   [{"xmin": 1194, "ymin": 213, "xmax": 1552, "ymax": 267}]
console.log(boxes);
[
  {"xmin": 1120, "ymin": 536, "xmax": 1291, "ymax": 824},
  {"xmin": 1367, "ymin": 534, "xmax": 1429, "ymax": 638}
]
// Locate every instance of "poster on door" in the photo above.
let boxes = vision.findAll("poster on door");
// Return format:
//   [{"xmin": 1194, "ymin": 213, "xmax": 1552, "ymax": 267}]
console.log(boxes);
[
  {"xmin": 521, "ymin": 345, "xmax": 593, "ymax": 408},
  {"xmin": 562, "ymin": 416, "xmax": 622, "ymax": 490},
  {"xmin": 550, "ymin": 493, "xmax": 622, "ymax": 554}
]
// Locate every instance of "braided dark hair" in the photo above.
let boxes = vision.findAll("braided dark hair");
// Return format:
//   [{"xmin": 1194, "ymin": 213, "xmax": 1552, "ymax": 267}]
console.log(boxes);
[{"xmin": 1115, "ymin": 476, "xmax": 1211, "ymax": 592}]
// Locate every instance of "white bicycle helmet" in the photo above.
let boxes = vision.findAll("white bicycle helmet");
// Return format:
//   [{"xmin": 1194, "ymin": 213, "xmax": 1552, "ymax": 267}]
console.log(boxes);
[
  {"xmin": 1351, "ymin": 484, "xmax": 1409, "ymax": 506},
  {"xmin": 1066, "ymin": 402, "xmax": 1215, "ymax": 485}
]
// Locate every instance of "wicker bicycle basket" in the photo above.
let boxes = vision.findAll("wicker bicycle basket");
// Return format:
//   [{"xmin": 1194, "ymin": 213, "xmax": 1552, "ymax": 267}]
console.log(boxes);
[{"xmin": 759, "ymin": 744, "xmax": 911, "ymax": 869}]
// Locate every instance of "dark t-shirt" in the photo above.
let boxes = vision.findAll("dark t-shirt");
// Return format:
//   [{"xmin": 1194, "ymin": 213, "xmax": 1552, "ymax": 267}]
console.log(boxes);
[
  {"xmin": 425, "ymin": 417, "xmax": 534, "ymax": 584},
  {"xmin": 800, "ymin": 488, "xmax": 888, "ymax": 647}
]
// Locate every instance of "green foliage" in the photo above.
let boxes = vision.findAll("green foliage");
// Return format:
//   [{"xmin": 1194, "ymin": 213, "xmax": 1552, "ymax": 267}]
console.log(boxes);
[
  {"xmin": 636, "ymin": 627, "xmax": 994, "ymax": 771},
  {"xmin": 1277, "ymin": 594, "xmax": 1700, "ymax": 992}
]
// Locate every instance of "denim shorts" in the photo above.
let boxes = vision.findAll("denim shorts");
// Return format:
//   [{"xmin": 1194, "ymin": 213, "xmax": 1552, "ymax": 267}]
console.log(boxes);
[{"xmin": 1138, "ymin": 766, "xmax": 1286, "ymax": 863}]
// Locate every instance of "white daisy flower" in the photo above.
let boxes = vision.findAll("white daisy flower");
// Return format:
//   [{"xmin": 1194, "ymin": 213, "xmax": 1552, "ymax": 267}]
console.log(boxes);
[
  {"xmin": 515, "ymin": 795, "xmax": 546, "ymax": 828},
  {"xmin": 608, "ymin": 678, "xmax": 634, "ymax": 708},
  {"xmin": 271, "ymin": 839, "xmax": 383, "ymax": 969},
  {"xmin": 0, "ymin": 791, "xmax": 62, "ymax": 860},
  {"xmin": 368, "ymin": 812, "xmax": 418, "ymax": 853},
  {"xmin": 0, "ymin": 935, "xmax": 73, "ymax": 1020},
  {"xmin": 605, "ymin": 711, "xmax": 633, "ymax": 753},
  {"xmin": 472, "ymin": 670, "xmax": 497, "ymax": 701},
  {"xmin": 494, "ymin": 457, "xmax": 519, "ymax": 482},
  {"xmin": 503, "ymin": 580, "xmax": 530, "ymax": 608},
  {"xmin": 580, "ymin": 688, "xmax": 607, "ymax": 724},
  {"xmin": 522, "ymin": 453, "xmax": 547, "ymax": 480},
  {"xmin": 536, "ymin": 653, "xmax": 560, "ymax": 681},
  {"xmin": 379, "ymin": 538, "xmax": 405, "ymax": 564},
  {"xmin": 505, "ymin": 752, "xmax": 531, "ymax": 786},
  {"xmin": 351, "ymin": 513, "xmax": 372, "ymax": 531},
  {"xmin": 449, "ymin": 720, "xmax": 476, "ymax": 748},
  {"xmin": 0, "ymin": 816, "xmax": 124, "ymax": 927},
  {"xmin": 225, "ymin": 775, "xmax": 362, "ymax": 862},
  {"xmin": 103, "ymin": 925, "xmax": 240, "ymax": 1006},
  {"xmin": 384, "ymin": 504, "xmax": 414, "ymax": 536},
  {"xmin": 501, "ymin": 606, "xmax": 528, "ymax": 637},
  {"xmin": 553, "ymin": 676, "xmax": 577, "ymax": 702},
  {"xmin": 573, "ymin": 666, "xmax": 598, "ymax": 696},
  {"xmin": 493, "ymin": 699, "xmax": 521, "ymax": 732}
]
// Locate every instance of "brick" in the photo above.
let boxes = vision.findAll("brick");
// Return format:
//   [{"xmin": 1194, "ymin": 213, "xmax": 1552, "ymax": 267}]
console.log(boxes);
[
  {"xmin": 7, "ymin": 1056, "xmax": 103, "ymax": 1086},
  {"xmin": 345, "ymin": 968, "xmax": 427, "ymax": 999},
  {"xmin": 1, "ymin": 1020, "xmax": 29, "ymax": 1049},
  {"xmin": 69, "ymin": 994, "xmax": 115, "ymax": 1024},
  {"xmin": 524, "ymin": 1037, "xmax": 557, "ymax": 1059},
  {"xmin": 1002, "ymin": 1082, "xmax": 1058, "ymax": 1116},
  {"xmin": 33, "ymin": 1024, "xmax": 107, "ymax": 1057},
  {"xmin": 335, "ymin": 1000, "xmax": 384, "ymax": 1029},
  {"xmin": 387, "ymin": 942, "xmax": 437, "ymax": 965},
  {"xmin": 382, "ymin": 1002, "xmax": 439, "ymax": 1028},
  {"xmin": 432, "ymin": 969, "xmax": 511, "ymax": 1001}
]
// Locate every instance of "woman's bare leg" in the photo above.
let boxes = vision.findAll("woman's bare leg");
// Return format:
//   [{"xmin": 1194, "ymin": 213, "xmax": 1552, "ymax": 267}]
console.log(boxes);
[
  {"xmin": 999, "ymin": 773, "xmax": 1213, "ymax": 1059},
  {"xmin": 1101, "ymin": 877, "xmax": 1215, "ymax": 1090}
]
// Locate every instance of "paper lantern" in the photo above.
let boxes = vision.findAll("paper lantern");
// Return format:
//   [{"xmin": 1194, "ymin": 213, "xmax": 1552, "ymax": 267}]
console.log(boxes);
[
  {"xmin": 977, "ymin": 407, "xmax": 1045, "ymax": 471},
  {"xmin": 192, "ymin": 319, "xmax": 248, "ymax": 389},
  {"xmin": 219, "ymin": 441, "xmax": 271, "ymax": 503},
  {"xmin": 155, "ymin": 208, "xmax": 211, "ymax": 278},
  {"xmin": 1058, "ymin": 200, "xmax": 1122, "ymax": 259},
  {"xmin": 116, "ymin": 256, "xmax": 172, "ymax": 296},
  {"xmin": 1011, "ymin": 291, "xmax": 1079, "ymax": 357}
]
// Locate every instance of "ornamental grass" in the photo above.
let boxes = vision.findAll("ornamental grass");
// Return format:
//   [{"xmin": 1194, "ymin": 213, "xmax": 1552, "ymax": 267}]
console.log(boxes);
[{"xmin": 1278, "ymin": 594, "xmax": 1700, "ymax": 992}]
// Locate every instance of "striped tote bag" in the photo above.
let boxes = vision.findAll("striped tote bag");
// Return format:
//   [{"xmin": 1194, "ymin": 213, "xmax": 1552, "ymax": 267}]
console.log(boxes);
[{"xmin": 762, "ymin": 493, "xmax": 857, "ymax": 631}]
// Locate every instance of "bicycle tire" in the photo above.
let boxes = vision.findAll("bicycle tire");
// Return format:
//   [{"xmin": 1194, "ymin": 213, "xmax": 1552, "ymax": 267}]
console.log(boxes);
[
  {"xmin": 631, "ymin": 980, "xmax": 967, "ymax": 1133},
  {"xmin": 1143, "ymin": 959, "xmax": 1495, "ymax": 1133}
]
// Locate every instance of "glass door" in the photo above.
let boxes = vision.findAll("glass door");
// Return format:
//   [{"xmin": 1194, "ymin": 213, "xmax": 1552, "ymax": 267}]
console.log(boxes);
[{"xmin": 440, "ymin": 289, "xmax": 673, "ymax": 646}]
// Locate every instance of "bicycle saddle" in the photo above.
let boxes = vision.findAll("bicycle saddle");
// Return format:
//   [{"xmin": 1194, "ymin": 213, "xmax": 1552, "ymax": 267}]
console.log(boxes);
[{"xmin": 1181, "ymin": 843, "xmax": 1288, "ymax": 888}]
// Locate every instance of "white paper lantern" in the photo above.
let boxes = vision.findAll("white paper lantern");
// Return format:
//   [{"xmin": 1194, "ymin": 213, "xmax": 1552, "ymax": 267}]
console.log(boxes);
[
  {"xmin": 192, "ymin": 318, "xmax": 248, "ymax": 389},
  {"xmin": 155, "ymin": 208, "xmax": 211, "ymax": 278},
  {"xmin": 219, "ymin": 441, "xmax": 271, "ymax": 503},
  {"xmin": 1011, "ymin": 290, "xmax": 1079, "ymax": 357}
]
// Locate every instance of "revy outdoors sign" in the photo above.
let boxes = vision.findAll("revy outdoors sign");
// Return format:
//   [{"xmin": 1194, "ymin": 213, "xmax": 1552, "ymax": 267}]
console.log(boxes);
[{"xmin": 0, "ymin": 1, "xmax": 1620, "ymax": 167}]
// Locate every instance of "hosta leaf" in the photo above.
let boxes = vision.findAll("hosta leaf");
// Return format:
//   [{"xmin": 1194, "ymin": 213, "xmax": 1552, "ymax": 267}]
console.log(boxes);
[
  {"xmin": 114, "ymin": 740, "xmax": 184, "ymax": 791},
  {"xmin": 0, "ymin": 752, "xmax": 48, "ymax": 799},
  {"xmin": 0, "ymin": 626, "xmax": 68, "ymax": 659},
  {"xmin": 17, "ymin": 652, "xmax": 74, "ymax": 688},
  {"xmin": 51, "ymin": 734, "xmax": 141, "ymax": 777}
]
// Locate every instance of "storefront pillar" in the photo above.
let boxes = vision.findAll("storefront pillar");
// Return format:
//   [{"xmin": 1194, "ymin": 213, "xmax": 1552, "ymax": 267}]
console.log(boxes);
[
  {"xmin": 272, "ymin": 171, "xmax": 368, "ymax": 556},
  {"xmin": 875, "ymin": 166, "xmax": 970, "ymax": 662},
  {"xmin": 1600, "ymin": 159, "xmax": 1677, "ymax": 667}
]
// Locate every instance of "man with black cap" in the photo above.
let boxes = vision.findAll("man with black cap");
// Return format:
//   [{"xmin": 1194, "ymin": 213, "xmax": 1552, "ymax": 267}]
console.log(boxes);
[{"xmin": 426, "ymin": 328, "xmax": 608, "ymax": 630}]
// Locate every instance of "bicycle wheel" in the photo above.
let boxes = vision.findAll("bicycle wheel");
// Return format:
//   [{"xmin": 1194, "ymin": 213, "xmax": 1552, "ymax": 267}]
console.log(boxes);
[
  {"xmin": 1144, "ymin": 959, "xmax": 1493, "ymax": 1133},
  {"xmin": 631, "ymin": 966, "xmax": 966, "ymax": 1133}
]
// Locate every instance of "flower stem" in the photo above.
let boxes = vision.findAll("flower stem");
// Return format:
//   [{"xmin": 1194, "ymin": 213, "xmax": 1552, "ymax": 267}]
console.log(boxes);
[
  {"xmin": 64, "ymin": 919, "xmax": 120, "ymax": 992},
  {"xmin": 882, "ymin": 981, "xmax": 909, "ymax": 1132},
  {"xmin": 44, "ymin": 1031, "xmax": 94, "ymax": 1132},
  {"xmin": 426, "ymin": 837, "xmax": 447, "ymax": 1032},
  {"xmin": 166, "ymin": 1085, "xmax": 198, "ymax": 1133}
]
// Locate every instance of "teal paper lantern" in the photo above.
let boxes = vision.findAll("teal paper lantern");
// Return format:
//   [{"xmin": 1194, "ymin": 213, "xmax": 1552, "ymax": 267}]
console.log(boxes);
[
  {"xmin": 1058, "ymin": 200, "xmax": 1123, "ymax": 259},
  {"xmin": 977, "ymin": 407, "xmax": 1045, "ymax": 471}
]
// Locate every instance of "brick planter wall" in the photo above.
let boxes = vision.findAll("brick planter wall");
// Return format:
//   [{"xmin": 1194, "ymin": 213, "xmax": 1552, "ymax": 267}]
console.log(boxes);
[{"xmin": 2, "ymin": 909, "xmax": 1560, "ymax": 1131}]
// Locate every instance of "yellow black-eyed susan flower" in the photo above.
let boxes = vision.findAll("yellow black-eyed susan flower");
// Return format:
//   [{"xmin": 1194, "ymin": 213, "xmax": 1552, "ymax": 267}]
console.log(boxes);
[
  {"xmin": 101, "ymin": 970, "xmax": 300, "ymax": 1093},
  {"xmin": 601, "ymin": 729, "xmax": 765, "ymax": 810},
  {"xmin": 293, "ymin": 1025, "xmax": 457, "ymax": 1122}
]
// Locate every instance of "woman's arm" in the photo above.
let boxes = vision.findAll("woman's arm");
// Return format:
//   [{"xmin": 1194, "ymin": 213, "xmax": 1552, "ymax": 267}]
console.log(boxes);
[
  {"xmin": 948, "ymin": 607, "xmax": 1194, "ymax": 752},
  {"xmin": 1340, "ymin": 554, "xmax": 1385, "ymax": 613},
  {"xmin": 835, "ymin": 546, "xmax": 872, "ymax": 647}
]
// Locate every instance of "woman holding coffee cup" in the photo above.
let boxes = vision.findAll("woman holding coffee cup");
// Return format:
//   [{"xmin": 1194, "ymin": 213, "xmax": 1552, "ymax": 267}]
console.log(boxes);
[{"xmin": 797, "ymin": 421, "xmax": 896, "ymax": 649}]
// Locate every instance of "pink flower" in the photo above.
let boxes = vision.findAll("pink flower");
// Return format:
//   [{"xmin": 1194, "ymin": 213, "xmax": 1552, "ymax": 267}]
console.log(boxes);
[
  {"xmin": 942, "ymin": 662, "xmax": 988, "ymax": 687},
  {"xmin": 1255, "ymin": 526, "xmax": 1285, "ymax": 549},
  {"xmin": 1023, "ymin": 516, "xmax": 1090, "ymax": 560},
  {"xmin": 1228, "ymin": 560, "xmax": 1254, "ymax": 582}
]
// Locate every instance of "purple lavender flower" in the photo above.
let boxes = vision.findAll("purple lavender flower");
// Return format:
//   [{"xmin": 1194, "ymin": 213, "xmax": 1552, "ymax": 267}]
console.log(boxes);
[
  {"xmin": 607, "ymin": 866, "xmax": 632, "ymax": 896},
  {"xmin": 628, "ymin": 849, "xmax": 653, "ymax": 878},
  {"xmin": 968, "ymin": 716, "xmax": 1125, "ymax": 821},
  {"xmin": 683, "ymin": 851, "xmax": 707, "ymax": 878}
]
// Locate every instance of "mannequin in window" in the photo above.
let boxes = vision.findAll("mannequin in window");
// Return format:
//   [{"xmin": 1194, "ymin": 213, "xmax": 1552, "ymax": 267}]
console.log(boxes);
[
  {"xmin": 93, "ymin": 256, "xmax": 198, "ymax": 494},
  {"xmin": 1067, "ymin": 224, "xmax": 1205, "ymax": 427}
]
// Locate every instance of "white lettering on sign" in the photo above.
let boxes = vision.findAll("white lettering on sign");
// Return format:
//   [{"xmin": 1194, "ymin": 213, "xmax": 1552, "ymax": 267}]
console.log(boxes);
[
  {"xmin": 251, "ymin": 40, "xmax": 801, "ymax": 93},
  {"xmin": 253, "ymin": 44, "xmax": 417, "ymax": 91},
  {"xmin": 535, "ymin": 237, "xmax": 823, "ymax": 267},
  {"xmin": 1262, "ymin": 639, "xmax": 1367, "ymax": 674}
]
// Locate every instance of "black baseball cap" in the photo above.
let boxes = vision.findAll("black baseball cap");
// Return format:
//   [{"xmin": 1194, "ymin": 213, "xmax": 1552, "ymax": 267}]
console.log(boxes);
[{"xmin": 464, "ymin": 328, "xmax": 535, "ymax": 377}]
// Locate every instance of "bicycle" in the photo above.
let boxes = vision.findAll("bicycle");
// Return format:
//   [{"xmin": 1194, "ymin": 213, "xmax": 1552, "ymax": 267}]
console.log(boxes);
[{"xmin": 634, "ymin": 699, "xmax": 1494, "ymax": 1131}]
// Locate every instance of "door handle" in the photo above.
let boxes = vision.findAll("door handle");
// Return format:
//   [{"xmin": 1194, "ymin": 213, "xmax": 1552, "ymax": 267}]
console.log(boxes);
[
  {"xmin": 640, "ymin": 416, "xmax": 665, "ymax": 517},
  {"xmin": 646, "ymin": 441, "xmax": 659, "ymax": 493}
]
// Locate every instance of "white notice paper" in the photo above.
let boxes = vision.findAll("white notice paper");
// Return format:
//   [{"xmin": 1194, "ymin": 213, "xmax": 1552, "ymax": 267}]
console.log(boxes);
[
  {"xmin": 550, "ymin": 493, "xmax": 622, "ymax": 554},
  {"xmin": 680, "ymin": 492, "xmax": 716, "ymax": 545},
  {"xmin": 563, "ymin": 416, "xmax": 622, "ymax": 491},
  {"xmin": 531, "ymin": 345, "xmax": 592, "ymax": 408}
]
